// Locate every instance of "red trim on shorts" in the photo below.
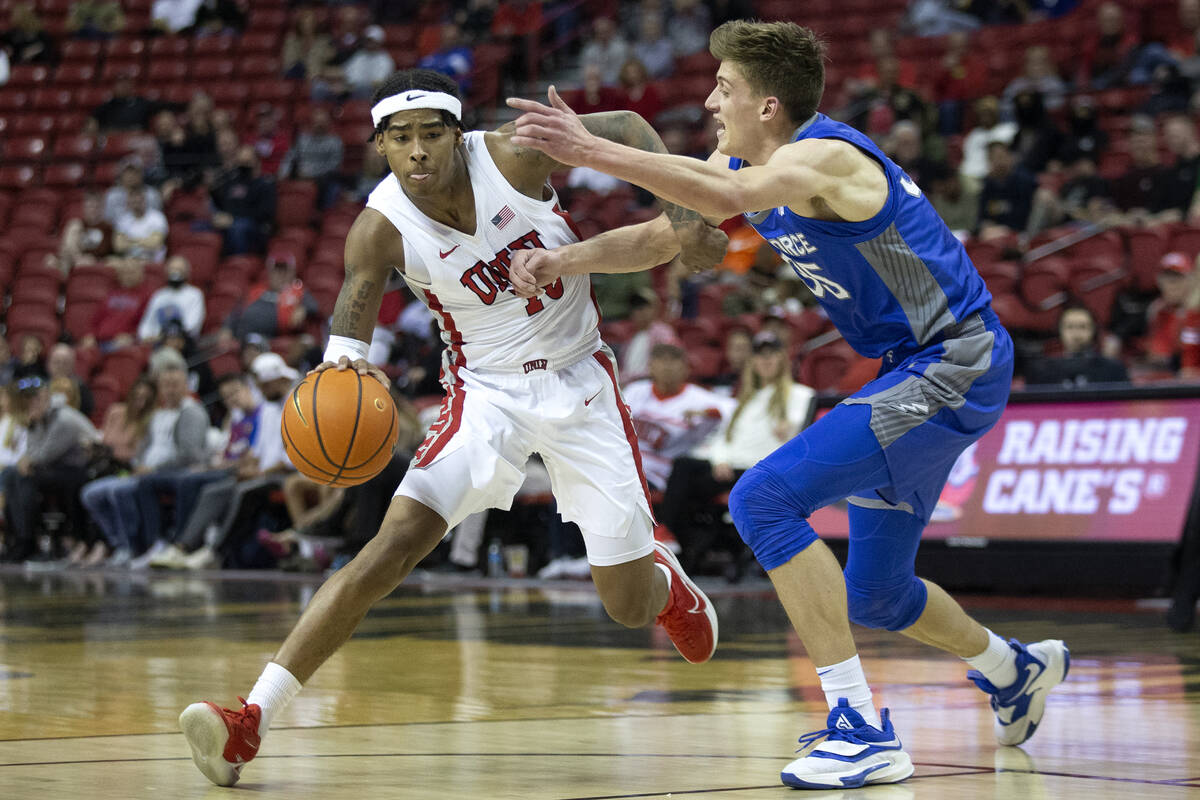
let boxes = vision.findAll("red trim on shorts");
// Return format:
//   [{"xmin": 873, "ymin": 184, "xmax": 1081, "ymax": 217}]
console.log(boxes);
[
  {"xmin": 423, "ymin": 288, "xmax": 465, "ymax": 384},
  {"xmin": 592, "ymin": 349, "xmax": 656, "ymax": 521},
  {"xmin": 553, "ymin": 202, "xmax": 584, "ymax": 241},
  {"xmin": 414, "ymin": 381, "xmax": 465, "ymax": 469}
]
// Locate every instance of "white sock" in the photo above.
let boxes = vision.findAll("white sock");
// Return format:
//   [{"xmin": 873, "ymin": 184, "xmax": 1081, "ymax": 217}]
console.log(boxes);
[
  {"xmin": 964, "ymin": 630, "xmax": 1018, "ymax": 690},
  {"xmin": 246, "ymin": 662, "xmax": 302, "ymax": 737},
  {"xmin": 816, "ymin": 654, "xmax": 881, "ymax": 729}
]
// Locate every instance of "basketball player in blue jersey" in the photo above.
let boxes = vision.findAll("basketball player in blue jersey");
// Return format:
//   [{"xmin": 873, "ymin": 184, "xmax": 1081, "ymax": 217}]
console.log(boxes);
[{"xmin": 508, "ymin": 20, "xmax": 1069, "ymax": 790}]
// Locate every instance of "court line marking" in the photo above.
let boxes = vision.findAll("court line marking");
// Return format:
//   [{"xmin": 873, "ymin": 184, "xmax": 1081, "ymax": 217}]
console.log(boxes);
[{"xmin": 554, "ymin": 771, "xmax": 997, "ymax": 800}]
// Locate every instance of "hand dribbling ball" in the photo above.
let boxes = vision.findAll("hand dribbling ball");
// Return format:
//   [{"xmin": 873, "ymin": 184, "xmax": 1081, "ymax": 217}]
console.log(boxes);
[{"xmin": 282, "ymin": 368, "xmax": 399, "ymax": 487}]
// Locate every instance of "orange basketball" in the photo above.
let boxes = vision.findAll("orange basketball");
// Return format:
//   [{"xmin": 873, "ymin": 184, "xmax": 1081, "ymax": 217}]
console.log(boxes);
[{"xmin": 282, "ymin": 368, "xmax": 399, "ymax": 487}]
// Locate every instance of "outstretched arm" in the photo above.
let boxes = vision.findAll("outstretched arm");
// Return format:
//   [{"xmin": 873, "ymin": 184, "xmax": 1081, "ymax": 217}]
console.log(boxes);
[
  {"xmin": 508, "ymin": 214, "xmax": 685, "ymax": 297},
  {"xmin": 508, "ymin": 89, "xmax": 846, "ymax": 219},
  {"xmin": 493, "ymin": 96, "xmax": 727, "ymax": 271}
]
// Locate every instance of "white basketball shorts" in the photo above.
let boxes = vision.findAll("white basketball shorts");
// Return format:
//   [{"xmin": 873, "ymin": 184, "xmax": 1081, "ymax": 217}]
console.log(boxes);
[{"xmin": 396, "ymin": 346, "xmax": 655, "ymax": 566}]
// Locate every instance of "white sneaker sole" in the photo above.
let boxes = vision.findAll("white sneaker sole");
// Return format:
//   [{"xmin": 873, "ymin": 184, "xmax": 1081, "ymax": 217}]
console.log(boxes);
[
  {"xmin": 179, "ymin": 703, "xmax": 242, "ymax": 787},
  {"xmin": 996, "ymin": 639, "xmax": 1070, "ymax": 746},
  {"xmin": 654, "ymin": 542, "xmax": 719, "ymax": 663},
  {"xmin": 782, "ymin": 749, "xmax": 914, "ymax": 789}
]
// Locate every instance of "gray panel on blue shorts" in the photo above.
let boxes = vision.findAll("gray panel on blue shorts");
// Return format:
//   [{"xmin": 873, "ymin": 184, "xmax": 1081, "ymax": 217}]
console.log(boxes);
[{"xmin": 855, "ymin": 223, "xmax": 958, "ymax": 346}]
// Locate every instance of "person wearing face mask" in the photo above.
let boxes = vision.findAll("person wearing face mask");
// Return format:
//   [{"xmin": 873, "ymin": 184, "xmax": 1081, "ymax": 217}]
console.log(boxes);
[
  {"xmin": 210, "ymin": 146, "xmax": 277, "ymax": 256},
  {"xmin": 138, "ymin": 255, "xmax": 207, "ymax": 343}
]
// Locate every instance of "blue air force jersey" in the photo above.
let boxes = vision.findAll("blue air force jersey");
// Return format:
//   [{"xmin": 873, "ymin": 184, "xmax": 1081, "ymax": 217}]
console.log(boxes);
[{"xmin": 729, "ymin": 114, "xmax": 992, "ymax": 359}]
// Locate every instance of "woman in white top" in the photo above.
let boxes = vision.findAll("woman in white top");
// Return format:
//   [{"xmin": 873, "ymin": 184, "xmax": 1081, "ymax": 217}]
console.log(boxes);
[{"xmin": 658, "ymin": 331, "xmax": 816, "ymax": 570}]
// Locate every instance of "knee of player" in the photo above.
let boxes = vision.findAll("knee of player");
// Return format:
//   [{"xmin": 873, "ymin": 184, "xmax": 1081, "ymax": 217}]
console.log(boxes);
[
  {"xmin": 844, "ymin": 573, "xmax": 928, "ymax": 631},
  {"xmin": 600, "ymin": 591, "xmax": 657, "ymax": 629}
]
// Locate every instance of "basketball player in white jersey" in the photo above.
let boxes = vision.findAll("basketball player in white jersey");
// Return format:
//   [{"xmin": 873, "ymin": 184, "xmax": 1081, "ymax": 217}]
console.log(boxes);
[{"xmin": 178, "ymin": 69, "xmax": 729, "ymax": 788}]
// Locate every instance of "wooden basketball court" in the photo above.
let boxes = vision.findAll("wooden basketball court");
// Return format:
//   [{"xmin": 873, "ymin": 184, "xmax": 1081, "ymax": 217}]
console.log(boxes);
[{"xmin": 1, "ymin": 566, "xmax": 1198, "ymax": 799}]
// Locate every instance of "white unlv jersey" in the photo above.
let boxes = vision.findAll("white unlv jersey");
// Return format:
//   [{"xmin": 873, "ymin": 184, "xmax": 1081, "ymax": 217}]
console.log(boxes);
[
  {"xmin": 366, "ymin": 131, "xmax": 600, "ymax": 379},
  {"xmin": 622, "ymin": 380, "xmax": 736, "ymax": 490}
]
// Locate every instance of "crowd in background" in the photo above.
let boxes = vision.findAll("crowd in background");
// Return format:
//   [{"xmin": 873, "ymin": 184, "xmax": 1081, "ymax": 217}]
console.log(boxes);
[{"xmin": 0, "ymin": 0, "xmax": 1199, "ymax": 575}]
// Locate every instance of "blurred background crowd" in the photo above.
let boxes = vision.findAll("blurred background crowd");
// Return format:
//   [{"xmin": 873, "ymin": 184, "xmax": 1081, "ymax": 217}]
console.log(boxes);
[{"xmin": 0, "ymin": 0, "xmax": 1197, "ymax": 578}]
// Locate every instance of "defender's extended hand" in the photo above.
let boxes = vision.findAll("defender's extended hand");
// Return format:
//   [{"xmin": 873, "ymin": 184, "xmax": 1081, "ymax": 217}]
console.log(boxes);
[
  {"xmin": 677, "ymin": 221, "xmax": 729, "ymax": 274},
  {"xmin": 507, "ymin": 86, "xmax": 596, "ymax": 167},
  {"xmin": 509, "ymin": 247, "xmax": 564, "ymax": 299}
]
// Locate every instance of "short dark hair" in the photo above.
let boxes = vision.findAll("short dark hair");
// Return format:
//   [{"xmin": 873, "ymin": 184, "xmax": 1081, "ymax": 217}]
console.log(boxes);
[
  {"xmin": 371, "ymin": 69, "xmax": 464, "ymax": 137},
  {"xmin": 650, "ymin": 343, "xmax": 687, "ymax": 361},
  {"xmin": 709, "ymin": 21, "xmax": 826, "ymax": 125},
  {"xmin": 217, "ymin": 372, "xmax": 249, "ymax": 389}
]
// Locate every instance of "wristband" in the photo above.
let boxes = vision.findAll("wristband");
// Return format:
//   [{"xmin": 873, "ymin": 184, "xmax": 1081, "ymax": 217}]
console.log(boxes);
[{"xmin": 323, "ymin": 335, "xmax": 370, "ymax": 364}]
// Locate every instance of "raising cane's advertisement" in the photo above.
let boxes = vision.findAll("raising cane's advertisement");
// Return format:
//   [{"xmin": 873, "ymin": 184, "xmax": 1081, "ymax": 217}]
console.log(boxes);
[{"xmin": 809, "ymin": 398, "xmax": 1200, "ymax": 542}]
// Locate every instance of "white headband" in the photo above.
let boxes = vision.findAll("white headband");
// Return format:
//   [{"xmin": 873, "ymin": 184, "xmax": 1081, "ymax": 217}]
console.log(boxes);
[{"xmin": 371, "ymin": 91, "xmax": 462, "ymax": 127}]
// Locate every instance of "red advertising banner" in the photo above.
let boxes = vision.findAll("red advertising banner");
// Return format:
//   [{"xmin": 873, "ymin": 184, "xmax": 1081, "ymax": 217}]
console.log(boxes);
[{"xmin": 810, "ymin": 397, "xmax": 1200, "ymax": 542}]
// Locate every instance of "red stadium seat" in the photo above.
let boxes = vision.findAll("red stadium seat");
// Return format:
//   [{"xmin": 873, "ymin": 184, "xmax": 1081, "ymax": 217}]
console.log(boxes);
[
  {"xmin": 191, "ymin": 35, "xmax": 235, "ymax": 57},
  {"xmin": 99, "ymin": 345, "xmax": 151, "ymax": 394},
  {"xmin": 977, "ymin": 260, "xmax": 1020, "ymax": 297},
  {"xmin": 1169, "ymin": 226, "xmax": 1200, "ymax": 261},
  {"xmin": 1060, "ymin": 230, "xmax": 1123, "ymax": 261},
  {"xmin": 52, "ymin": 62, "xmax": 96, "ymax": 85},
  {"xmin": 51, "ymin": 134, "xmax": 97, "ymax": 160},
  {"xmin": 249, "ymin": 79, "xmax": 296, "ymax": 104},
  {"xmin": 208, "ymin": 83, "xmax": 250, "ymax": 108},
  {"xmin": 1124, "ymin": 225, "xmax": 1170, "ymax": 292},
  {"xmin": 239, "ymin": 31, "xmax": 281, "ymax": 54},
  {"xmin": 9, "ymin": 201, "xmax": 58, "ymax": 232},
  {"xmin": 10, "ymin": 114, "xmax": 55, "ymax": 135},
  {"xmin": 246, "ymin": 8, "xmax": 287, "ymax": 30},
  {"xmin": 191, "ymin": 58, "xmax": 236, "ymax": 81},
  {"xmin": 104, "ymin": 37, "xmax": 147, "ymax": 61},
  {"xmin": 6, "ymin": 64, "xmax": 50, "ymax": 87},
  {"xmin": 63, "ymin": 301, "xmax": 100, "ymax": 341},
  {"xmin": 6, "ymin": 318, "xmax": 60, "ymax": 355},
  {"xmin": 1021, "ymin": 257, "xmax": 1070, "ymax": 308},
  {"xmin": 148, "ymin": 36, "xmax": 189, "ymax": 58},
  {"xmin": 43, "ymin": 161, "xmax": 88, "ymax": 189},
  {"xmin": 74, "ymin": 85, "xmax": 113, "ymax": 110},
  {"xmin": 2, "ymin": 136, "xmax": 48, "ymax": 163},
  {"xmin": 276, "ymin": 180, "xmax": 318, "ymax": 227},
  {"xmin": 237, "ymin": 55, "xmax": 281, "ymax": 77},
  {"xmin": 66, "ymin": 264, "xmax": 115, "ymax": 303},
  {"xmin": 51, "ymin": 112, "xmax": 89, "ymax": 135},
  {"xmin": 99, "ymin": 131, "xmax": 154, "ymax": 159},
  {"xmin": 101, "ymin": 59, "xmax": 143, "ymax": 82},
  {"xmin": 1065, "ymin": 256, "xmax": 1125, "ymax": 327},
  {"xmin": 0, "ymin": 226, "xmax": 57, "ymax": 258},
  {"xmin": 61, "ymin": 39, "xmax": 103, "ymax": 63},
  {"xmin": 142, "ymin": 59, "xmax": 188, "ymax": 83},
  {"xmin": 0, "ymin": 89, "xmax": 29, "ymax": 113},
  {"xmin": 800, "ymin": 340, "xmax": 857, "ymax": 393},
  {"xmin": 29, "ymin": 88, "xmax": 73, "ymax": 112}
]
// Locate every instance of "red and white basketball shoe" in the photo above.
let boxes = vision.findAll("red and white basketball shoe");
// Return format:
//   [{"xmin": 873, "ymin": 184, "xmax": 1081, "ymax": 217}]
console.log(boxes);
[
  {"xmin": 179, "ymin": 697, "xmax": 262, "ymax": 786},
  {"xmin": 653, "ymin": 541, "xmax": 718, "ymax": 663}
]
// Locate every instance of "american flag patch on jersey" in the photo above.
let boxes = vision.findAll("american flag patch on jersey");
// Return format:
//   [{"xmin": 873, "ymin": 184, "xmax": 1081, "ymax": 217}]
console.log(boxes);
[{"xmin": 490, "ymin": 205, "xmax": 515, "ymax": 229}]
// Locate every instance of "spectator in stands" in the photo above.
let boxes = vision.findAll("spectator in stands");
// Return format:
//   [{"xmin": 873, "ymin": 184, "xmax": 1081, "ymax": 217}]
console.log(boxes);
[
  {"xmin": 328, "ymin": 5, "xmax": 365, "ymax": 66},
  {"xmin": 1057, "ymin": 96, "xmax": 1108, "ymax": 164},
  {"xmin": 282, "ymin": 7, "xmax": 333, "ymax": 80},
  {"xmin": 150, "ymin": 0, "xmax": 201, "ymax": 34},
  {"xmin": 490, "ymin": 0, "xmax": 544, "ymax": 84},
  {"xmin": 182, "ymin": 91, "xmax": 217, "ymax": 163},
  {"xmin": 139, "ymin": 371, "xmax": 262, "ymax": 569},
  {"xmin": 1077, "ymin": 1, "xmax": 1139, "ymax": 89},
  {"xmin": 959, "ymin": 96, "xmax": 1016, "ymax": 187},
  {"xmin": 623, "ymin": 343, "xmax": 734, "ymax": 496},
  {"xmin": 567, "ymin": 63, "xmax": 620, "ymax": 115},
  {"xmin": 1142, "ymin": 61, "xmax": 1193, "ymax": 116},
  {"xmin": 885, "ymin": 120, "xmax": 940, "ymax": 188},
  {"xmin": 418, "ymin": 22, "xmax": 474, "ymax": 94},
  {"xmin": 619, "ymin": 288, "xmax": 680, "ymax": 384},
  {"xmin": 0, "ymin": 338, "xmax": 16, "ymax": 387},
  {"xmin": 351, "ymin": 139, "xmax": 388, "ymax": 202},
  {"xmin": 710, "ymin": 326, "xmax": 752, "ymax": 390},
  {"xmin": 280, "ymin": 108, "xmax": 344, "ymax": 210},
  {"xmin": 1169, "ymin": 0, "xmax": 1200, "ymax": 59},
  {"xmin": 928, "ymin": 161, "xmax": 980, "ymax": 236},
  {"xmin": 67, "ymin": 1, "xmax": 125, "ymax": 39},
  {"xmin": 154, "ymin": 319, "xmax": 216, "ymax": 400},
  {"xmin": 0, "ymin": 376, "xmax": 97, "ymax": 563},
  {"xmin": 667, "ymin": 0, "xmax": 710, "ymax": 57},
  {"xmin": 49, "ymin": 376, "xmax": 82, "ymax": 414},
  {"xmin": 12, "ymin": 335, "xmax": 45, "ymax": 381},
  {"xmin": 85, "ymin": 355, "xmax": 209, "ymax": 567},
  {"xmin": 3, "ymin": 4, "xmax": 55, "ymax": 65},
  {"xmin": 56, "ymin": 192, "xmax": 113, "ymax": 272},
  {"xmin": 0, "ymin": 41, "xmax": 10, "ymax": 86},
  {"xmin": 1028, "ymin": 152, "xmax": 1115, "ymax": 234},
  {"xmin": 157, "ymin": 352, "xmax": 295, "ymax": 569},
  {"xmin": 80, "ymin": 260, "xmax": 152, "ymax": 352},
  {"xmin": 1003, "ymin": 46, "xmax": 1067, "ymax": 111},
  {"xmin": 344, "ymin": 25, "xmax": 396, "ymax": 97},
  {"xmin": 222, "ymin": 253, "xmax": 319, "ymax": 342},
  {"xmin": 1145, "ymin": 252, "xmax": 1200, "ymax": 376},
  {"xmin": 246, "ymin": 104, "xmax": 291, "ymax": 178},
  {"xmin": 1112, "ymin": 116, "xmax": 1171, "ymax": 224},
  {"xmin": 614, "ymin": 58, "xmax": 664, "ymax": 124},
  {"xmin": 854, "ymin": 28, "xmax": 919, "ymax": 94},
  {"xmin": 138, "ymin": 255, "xmax": 205, "ymax": 342},
  {"xmin": 104, "ymin": 157, "xmax": 162, "ymax": 224},
  {"xmin": 871, "ymin": 55, "xmax": 934, "ymax": 138},
  {"xmin": 98, "ymin": 376, "xmax": 156, "ymax": 473},
  {"xmin": 977, "ymin": 140, "xmax": 1036, "ymax": 238},
  {"xmin": 932, "ymin": 30, "xmax": 986, "ymax": 136},
  {"xmin": 659, "ymin": 331, "xmax": 815, "ymax": 566},
  {"xmin": 193, "ymin": 0, "xmax": 244, "ymax": 35},
  {"xmin": 92, "ymin": 75, "xmax": 154, "ymax": 133},
  {"xmin": 630, "ymin": 11, "xmax": 673, "ymax": 79},
  {"xmin": 0, "ymin": 386, "xmax": 28, "ymax": 469},
  {"xmin": 581, "ymin": 16, "xmax": 629, "ymax": 85},
  {"xmin": 1026, "ymin": 305, "xmax": 1129, "ymax": 387},
  {"xmin": 902, "ymin": 0, "xmax": 980, "ymax": 37},
  {"xmin": 211, "ymin": 145, "xmax": 276, "ymax": 256},
  {"xmin": 206, "ymin": 127, "xmax": 240, "ymax": 186},
  {"xmin": 112, "ymin": 189, "xmax": 168, "ymax": 263},
  {"xmin": 457, "ymin": 0, "xmax": 495, "ymax": 42},
  {"xmin": 966, "ymin": 0, "xmax": 1027, "ymax": 25},
  {"xmin": 1011, "ymin": 90, "xmax": 1064, "ymax": 174},
  {"xmin": 1163, "ymin": 115, "xmax": 1200, "ymax": 220},
  {"xmin": 46, "ymin": 343, "xmax": 93, "ymax": 418}
]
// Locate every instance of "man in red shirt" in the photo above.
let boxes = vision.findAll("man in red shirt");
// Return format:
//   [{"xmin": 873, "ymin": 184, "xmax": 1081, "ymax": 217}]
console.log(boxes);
[
  {"xmin": 80, "ymin": 260, "xmax": 153, "ymax": 352},
  {"xmin": 1145, "ymin": 251, "xmax": 1200, "ymax": 376}
]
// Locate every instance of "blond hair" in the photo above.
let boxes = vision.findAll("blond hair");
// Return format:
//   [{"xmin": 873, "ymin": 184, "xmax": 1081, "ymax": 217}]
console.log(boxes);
[
  {"xmin": 725, "ymin": 350, "xmax": 794, "ymax": 442},
  {"xmin": 709, "ymin": 20, "xmax": 826, "ymax": 124}
]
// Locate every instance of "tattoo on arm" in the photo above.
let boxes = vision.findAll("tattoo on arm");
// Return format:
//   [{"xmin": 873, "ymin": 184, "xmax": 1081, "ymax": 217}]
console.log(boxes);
[
  {"xmin": 330, "ymin": 262, "xmax": 379, "ymax": 339},
  {"xmin": 580, "ymin": 111, "xmax": 706, "ymax": 231}
]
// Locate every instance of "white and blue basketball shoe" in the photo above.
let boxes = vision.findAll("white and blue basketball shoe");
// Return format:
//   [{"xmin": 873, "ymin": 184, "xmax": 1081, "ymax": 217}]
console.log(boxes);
[
  {"xmin": 967, "ymin": 638, "xmax": 1070, "ymax": 746},
  {"xmin": 781, "ymin": 699, "xmax": 914, "ymax": 789}
]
